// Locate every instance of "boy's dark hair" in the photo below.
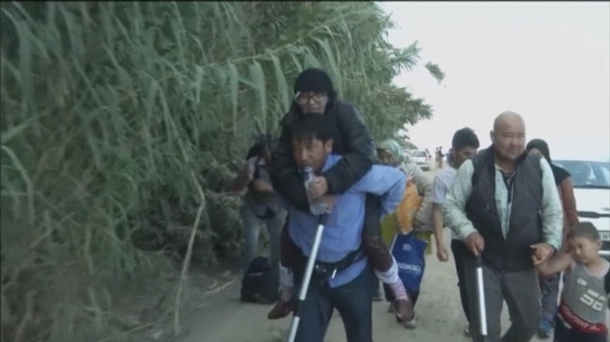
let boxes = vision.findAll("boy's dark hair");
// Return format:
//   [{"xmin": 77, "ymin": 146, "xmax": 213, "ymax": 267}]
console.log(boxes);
[
  {"xmin": 452, "ymin": 127, "xmax": 480, "ymax": 150},
  {"xmin": 290, "ymin": 114, "xmax": 334, "ymax": 143},
  {"xmin": 567, "ymin": 221, "xmax": 600, "ymax": 241}
]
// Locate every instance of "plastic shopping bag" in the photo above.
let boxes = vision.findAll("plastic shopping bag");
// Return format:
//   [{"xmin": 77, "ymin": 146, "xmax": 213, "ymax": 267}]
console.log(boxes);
[{"xmin": 390, "ymin": 231, "xmax": 427, "ymax": 291}]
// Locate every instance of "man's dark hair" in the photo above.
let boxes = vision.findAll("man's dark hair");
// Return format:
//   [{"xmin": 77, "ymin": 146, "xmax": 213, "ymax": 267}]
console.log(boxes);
[
  {"xmin": 567, "ymin": 221, "xmax": 600, "ymax": 242},
  {"xmin": 290, "ymin": 114, "xmax": 334, "ymax": 143},
  {"xmin": 452, "ymin": 127, "xmax": 480, "ymax": 150},
  {"xmin": 245, "ymin": 134, "xmax": 274, "ymax": 160}
]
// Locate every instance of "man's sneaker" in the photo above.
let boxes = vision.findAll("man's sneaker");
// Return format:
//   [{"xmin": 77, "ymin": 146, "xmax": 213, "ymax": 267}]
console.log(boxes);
[
  {"xmin": 404, "ymin": 315, "xmax": 417, "ymax": 329},
  {"xmin": 537, "ymin": 319, "xmax": 552, "ymax": 339}
]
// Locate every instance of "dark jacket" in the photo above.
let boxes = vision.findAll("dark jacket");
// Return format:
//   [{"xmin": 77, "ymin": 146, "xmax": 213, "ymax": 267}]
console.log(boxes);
[
  {"xmin": 465, "ymin": 146, "xmax": 544, "ymax": 271},
  {"xmin": 270, "ymin": 100, "xmax": 375, "ymax": 212}
]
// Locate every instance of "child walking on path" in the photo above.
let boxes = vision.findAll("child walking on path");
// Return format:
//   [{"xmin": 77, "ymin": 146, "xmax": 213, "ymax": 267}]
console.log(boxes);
[{"xmin": 535, "ymin": 222, "xmax": 609, "ymax": 342}]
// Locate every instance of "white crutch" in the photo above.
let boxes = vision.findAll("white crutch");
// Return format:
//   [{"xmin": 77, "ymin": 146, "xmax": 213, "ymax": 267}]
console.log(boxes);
[
  {"xmin": 286, "ymin": 215, "xmax": 327, "ymax": 342},
  {"xmin": 476, "ymin": 254, "xmax": 488, "ymax": 338}
]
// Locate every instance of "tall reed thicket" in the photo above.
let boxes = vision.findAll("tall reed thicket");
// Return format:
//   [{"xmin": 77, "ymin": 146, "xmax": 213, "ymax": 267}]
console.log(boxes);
[{"xmin": 1, "ymin": 2, "xmax": 442, "ymax": 340}]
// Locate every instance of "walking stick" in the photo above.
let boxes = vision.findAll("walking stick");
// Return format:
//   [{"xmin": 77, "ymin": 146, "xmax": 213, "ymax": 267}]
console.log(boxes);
[
  {"xmin": 286, "ymin": 214, "xmax": 327, "ymax": 342},
  {"xmin": 476, "ymin": 254, "xmax": 488, "ymax": 337}
]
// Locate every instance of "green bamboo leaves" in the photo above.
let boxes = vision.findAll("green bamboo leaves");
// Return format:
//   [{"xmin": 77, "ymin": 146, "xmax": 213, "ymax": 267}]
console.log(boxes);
[
  {"xmin": 249, "ymin": 61, "xmax": 267, "ymax": 133},
  {"xmin": 0, "ymin": 3, "xmax": 443, "ymax": 339}
]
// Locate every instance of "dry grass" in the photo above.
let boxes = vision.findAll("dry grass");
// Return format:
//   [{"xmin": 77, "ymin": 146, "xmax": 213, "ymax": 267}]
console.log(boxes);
[{"xmin": 0, "ymin": 2, "xmax": 443, "ymax": 341}]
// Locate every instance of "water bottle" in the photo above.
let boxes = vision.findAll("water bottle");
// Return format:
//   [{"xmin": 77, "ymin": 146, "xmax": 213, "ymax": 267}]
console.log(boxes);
[{"xmin": 303, "ymin": 166, "xmax": 327, "ymax": 215}]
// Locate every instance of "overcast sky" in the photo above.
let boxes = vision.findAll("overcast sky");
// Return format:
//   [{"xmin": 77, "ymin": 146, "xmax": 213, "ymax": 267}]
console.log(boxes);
[{"xmin": 379, "ymin": 1, "xmax": 610, "ymax": 161}]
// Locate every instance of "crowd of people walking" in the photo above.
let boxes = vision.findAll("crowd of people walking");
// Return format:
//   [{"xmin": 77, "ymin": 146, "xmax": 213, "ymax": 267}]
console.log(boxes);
[{"xmin": 232, "ymin": 68, "xmax": 609, "ymax": 342}]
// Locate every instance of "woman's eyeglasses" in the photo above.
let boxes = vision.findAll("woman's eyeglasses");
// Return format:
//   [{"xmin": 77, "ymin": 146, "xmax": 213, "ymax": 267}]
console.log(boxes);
[{"xmin": 294, "ymin": 92, "xmax": 328, "ymax": 105}]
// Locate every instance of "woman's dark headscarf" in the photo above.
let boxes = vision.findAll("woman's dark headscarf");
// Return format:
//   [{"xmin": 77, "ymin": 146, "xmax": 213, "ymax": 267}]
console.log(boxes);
[{"xmin": 526, "ymin": 138, "xmax": 570, "ymax": 186}]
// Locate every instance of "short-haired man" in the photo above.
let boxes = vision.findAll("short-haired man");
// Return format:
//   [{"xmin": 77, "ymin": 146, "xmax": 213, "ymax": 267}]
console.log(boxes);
[
  {"xmin": 443, "ymin": 112, "xmax": 563, "ymax": 342},
  {"xmin": 284, "ymin": 114, "xmax": 406, "ymax": 342},
  {"xmin": 430, "ymin": 127, "xmax": 480, "ymax": 336}
]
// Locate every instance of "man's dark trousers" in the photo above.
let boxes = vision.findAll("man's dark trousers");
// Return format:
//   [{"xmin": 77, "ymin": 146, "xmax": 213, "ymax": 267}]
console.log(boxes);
[
  {"xmin": 463, "ymin": 258, "xmax": 540, "ymax": 342},
  {"xmin": 293, "ymin": 265, "xmax": 374, "ymax": 342},
  {"xmin": 451, "ymin": 239, "xmax": 471, "ymax": 323}
]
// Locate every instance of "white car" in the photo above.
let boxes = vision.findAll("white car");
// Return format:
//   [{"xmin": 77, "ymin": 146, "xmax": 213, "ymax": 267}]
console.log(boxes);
[
  {"xmin": 409, "ymin": 150, "xmax": 431, "ymax": 171},
  {"xmin": 554, "ymin": 160, "xmax": 610, "ymax": 259}
]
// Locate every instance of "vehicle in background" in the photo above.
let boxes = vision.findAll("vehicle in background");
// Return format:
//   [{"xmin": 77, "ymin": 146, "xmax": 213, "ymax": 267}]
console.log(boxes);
[
  {"xmin": 554, "ymin": 160, "xmax": 610, "ymax": 259},
  {"xmin": 409, "ymin": 149, "xmax": 431, "ymax": 171}
]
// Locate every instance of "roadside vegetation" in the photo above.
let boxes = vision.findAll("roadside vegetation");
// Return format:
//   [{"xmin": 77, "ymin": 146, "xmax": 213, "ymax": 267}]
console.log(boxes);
[{"xmin": 0, "ymin": 2, "xmax": 442, "ymax": 341}]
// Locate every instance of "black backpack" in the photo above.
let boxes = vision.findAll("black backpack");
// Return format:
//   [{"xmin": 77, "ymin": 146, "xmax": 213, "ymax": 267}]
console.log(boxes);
[{"xmin": 240, "ymin": 256, "xmax": 279, "ymax": 304}]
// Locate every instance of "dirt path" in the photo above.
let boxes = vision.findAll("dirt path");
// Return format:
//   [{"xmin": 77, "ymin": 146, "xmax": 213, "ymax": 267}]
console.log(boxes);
[
  {"xmin": 177, "ymin": 228, "xmax": 561, "ymax": 342},
  {"xmin": 175, "ymin": 164, "xmax": 606, "ymax": 341}
]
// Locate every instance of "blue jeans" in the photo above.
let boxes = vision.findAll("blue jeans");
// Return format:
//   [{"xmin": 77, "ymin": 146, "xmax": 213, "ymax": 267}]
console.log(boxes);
[
  {"xmin": 293, "ymin": 265, "xmax": 375, "ymax": 342},
  {"xmin": 241, "ymin": 205, "xmax": 286, "ymax": 272},
  {"xmin": 539, "ymin": 272, "xmax": 560, "ymax": 327}
]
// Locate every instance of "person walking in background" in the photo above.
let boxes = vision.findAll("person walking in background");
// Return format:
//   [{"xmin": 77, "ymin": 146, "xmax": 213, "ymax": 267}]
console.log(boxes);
[
  {"xmin": 376, "ymin": 138, "xmax": 434, "ymax": 329},
  {"xmin": 230, "ymin": 135, "xmax": 287, "ymax": 272},
  {"xmin": 526, "ymin": 138, "xmax": 580, "ymax": 339},
  {"xmin": 431, "ymin": 127, "xmax": 480, "ymax": 336},
  {"xmin": 436, "ymin": 146, "xmax": 444, "ymax": 169},
  {"xmin": 446, "ymin": 147, "xmax": 454, "ymax": 166},
  {"xmin": 402, "ymin": 148, "xmax": 435, "ymax": 252},
  {"xmin": 444, "ymin": 111, "xmax": 563, "ymax": 342},
  {"xmin": 377, "ymin": 141, "xmax": 433, "ymax": 243}
]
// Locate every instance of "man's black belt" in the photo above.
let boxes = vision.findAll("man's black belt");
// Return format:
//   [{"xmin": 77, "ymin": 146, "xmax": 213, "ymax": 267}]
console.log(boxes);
[{"xmin": 305, "ymin": 248, "xmax": 366, "ymax": 282}]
